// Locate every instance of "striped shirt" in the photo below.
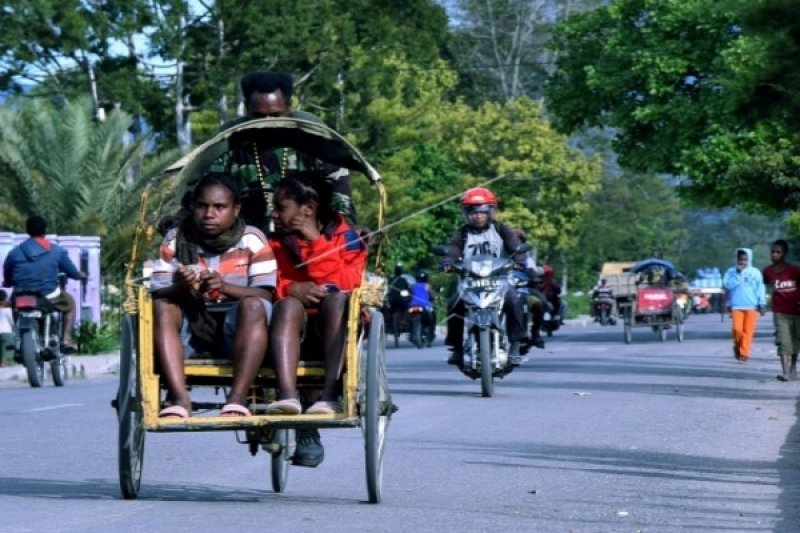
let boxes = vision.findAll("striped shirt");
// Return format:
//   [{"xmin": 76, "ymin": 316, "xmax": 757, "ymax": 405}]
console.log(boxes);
[{"xmin": 151, "ymin": 225, "xmax": 277, "ymax": 297}]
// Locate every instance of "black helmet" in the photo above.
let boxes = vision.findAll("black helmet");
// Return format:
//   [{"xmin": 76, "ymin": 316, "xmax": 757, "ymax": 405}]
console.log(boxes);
[
  {"xmin": 394, "ymin": 263, "xmax": 404, "ymax": 276},
  {"xmin": 416, "ymin": 270, "xmax": 428, "ymax": 282}
]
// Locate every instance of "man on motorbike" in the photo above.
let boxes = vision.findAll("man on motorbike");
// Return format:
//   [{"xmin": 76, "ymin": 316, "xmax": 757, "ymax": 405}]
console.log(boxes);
[
  {"xmin": 387, "ymin": 263, "xmax": 411, "ymax": 333},
  {"xmin": 441, "ymin": 187, "xmax": 529, "ymax": 366},
  {"xmin": 409, "ymin": 270, "xmax": 436, "ymax": 346},
  {"xmin": 2, "ymin": 215, "xmax": 85, "ymax": 352},
  {"xmin": 541, "ymin": 264, "xmax": 566, "ymax": 326},
  {"xmin": 591, "ymin": 279, "xmax": 616, "ymax": 325},
  {"xmin": 510, "ymin": 229, "xmax": 546, "ymax": 351}
]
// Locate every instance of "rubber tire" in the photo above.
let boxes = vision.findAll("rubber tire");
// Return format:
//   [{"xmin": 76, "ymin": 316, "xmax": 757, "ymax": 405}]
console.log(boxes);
[
  {"xmin": 51, "ymin": 358, "xmax": 66, "ymax": 387},
  {"xmin": 270, "ymin": 429, "xmax": 294, "ymax": 493},
  {"xmin": 624, "ymin": 323, "xmax": 632, "ymax": 344},
  {"xmin": 658, "ymin": 326, "xmax": 667, "ymax": 342},
  {"xmin": 410, "ymin": 315, "xmax": 422, "ymax": 349},
  {"xmin": 479, "ymin": 329, "xmax": 493, "ymax": 398},
  {"xmin": 21, "ymin": 330, "xmax": 43, "ymax": 388},
  {"xmin": 118, "ymin": 314, "xmax": 145, "ymax": 500},
  {"xmin": 362, "ymin": 310, "xmax": 391, "ymax": 504}
]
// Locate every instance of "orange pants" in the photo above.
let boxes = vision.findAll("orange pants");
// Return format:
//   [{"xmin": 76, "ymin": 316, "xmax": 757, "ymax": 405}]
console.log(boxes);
[{"xmin": 731, "ymin": 309, "xmax": 759, "ymax": 358}]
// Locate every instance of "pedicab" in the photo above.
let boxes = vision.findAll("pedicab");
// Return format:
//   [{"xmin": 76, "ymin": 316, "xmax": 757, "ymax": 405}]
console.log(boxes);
[
  {"xmin": 113, "ymin": 117, "xmax": 393, "ymax": 503},
  {"xmin": 616, "ymin": 259, "xmax": 685, "ymax": 343}
]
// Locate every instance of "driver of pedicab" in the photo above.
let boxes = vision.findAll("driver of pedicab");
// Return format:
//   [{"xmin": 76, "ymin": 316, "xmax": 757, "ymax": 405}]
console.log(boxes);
[
  {"xmin": 263, "ymin": 171, "xmax": 367, "ymax": 420},
  {"xmin": 440, "ymin": 187, "xmax": 529, "ymax": 367},
  {"xmin": 149, "ymin": 173, "xmax": 277, "ymax": 419},
  {"xmin": 214, "ymin": 71, "xmax": 357, "ymax": 230}
]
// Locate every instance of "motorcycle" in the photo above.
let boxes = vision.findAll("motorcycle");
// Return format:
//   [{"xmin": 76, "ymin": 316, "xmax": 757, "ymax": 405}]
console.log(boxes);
[
  {"xmin": 591, "ymin": 297, "xmax": 616, "ymax": 325},
  {"xmin": 11, "ymin": 290, "xmax": 68, "ymax": 388},
  {"xmin": 434, "ymin": 243, "xmax": 530, "ymax": 397},
  {"xmin": 407, "ymin": 304, "xmax": 435, "ymax": 349}
]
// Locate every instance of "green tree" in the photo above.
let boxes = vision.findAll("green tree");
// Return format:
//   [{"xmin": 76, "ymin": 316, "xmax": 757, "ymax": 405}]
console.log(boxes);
[
  {"xmin": 545, "ymin": 0, "xmax": 800, "ymax": 212},
  {"xmin": 447, "ymin": 0, "xmax": 600, "ymax": 104},
  {"xmin": 0, "ymin": 97, "xmax": 178, "ymax": 274},
  {"xmin": 565, "ymin": 169, "xmax": 686, "ymax": 289}
]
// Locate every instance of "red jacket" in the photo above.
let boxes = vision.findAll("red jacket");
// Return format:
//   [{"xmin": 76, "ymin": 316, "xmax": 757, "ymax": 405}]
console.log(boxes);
[{"xmin": 269, "ymin": 216, "xmax": 367, "ymax": 299}]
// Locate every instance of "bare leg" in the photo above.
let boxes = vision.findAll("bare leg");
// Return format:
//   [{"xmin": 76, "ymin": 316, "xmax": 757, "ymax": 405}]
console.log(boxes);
[
  {"xmin": 269, "ymin": 297, "xmax": 304, "ymax": 400},
  {"xmin": 226, "ymin": 296, "xmax": 268, "ymax": 406},
  {"xmin": 318, "ymin": 292, "xmax": 349, "ymax": 401},
  {"xmin": 153, "ymin": 299, "xmax": 190, "ymax": 410}
]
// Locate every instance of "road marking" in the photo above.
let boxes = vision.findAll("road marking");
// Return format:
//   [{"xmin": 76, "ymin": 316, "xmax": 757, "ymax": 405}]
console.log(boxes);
[{"xmin": 26, "ymin": 403, "xmax": 84, "ymax": 412}]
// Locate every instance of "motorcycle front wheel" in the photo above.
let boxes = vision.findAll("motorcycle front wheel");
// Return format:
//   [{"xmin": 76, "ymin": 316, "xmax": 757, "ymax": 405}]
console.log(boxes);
[{"xmin": 478, "ymin": 329, "xmax": 493, "ymax": 398}]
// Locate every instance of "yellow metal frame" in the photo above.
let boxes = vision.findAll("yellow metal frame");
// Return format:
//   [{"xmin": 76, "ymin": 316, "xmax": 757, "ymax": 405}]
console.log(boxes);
[{"xmin": 135, "ymin": 284, "xmax": 367, "ymax": 432}]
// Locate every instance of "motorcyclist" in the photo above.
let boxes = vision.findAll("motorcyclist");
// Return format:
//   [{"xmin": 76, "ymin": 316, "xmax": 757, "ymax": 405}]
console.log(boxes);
[
  {"xmin": 541, "ymin": 264, "xmax": 566, "ymax": 325},
  {"xmin": 386, "ymin": 263, "xmax": 411, "ymax": 335},
  {"xmin": 2, "ymin": 215, "xmax": 85, "ymax": 352},
  {"xmin": 510, "ymin": 229, "xmax": 546, "ymax": 351},
  {"xmin": 409, "ymin": 270, "xmax": 436, "ymax": 345},
  {"xmin": 441, "ymin": 187, "xmax": 529, "ymax": 366},
  {"xmin": 591, "ymin": 279, "xmax": 615, "ymax": 324}
]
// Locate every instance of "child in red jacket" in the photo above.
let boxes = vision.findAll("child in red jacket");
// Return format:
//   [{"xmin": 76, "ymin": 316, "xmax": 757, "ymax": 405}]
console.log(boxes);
[{"xmin": 265, "ymin": 172, "xmax": 367, "ymax": 417}]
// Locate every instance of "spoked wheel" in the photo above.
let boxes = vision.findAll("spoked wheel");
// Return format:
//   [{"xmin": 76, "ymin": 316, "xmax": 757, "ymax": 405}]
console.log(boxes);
[
  {"xmin": 118, "ymin": 314, "xmax": 145, "ymax": 500},
  {"xmin": 269, "ymin": 429, "xmax": 295, "ymax": 493},
  {"xmin": 478, "ymin": 329, "xmax": 493, "ymax": 398},
  {"xmin": 360, "ymin": 310, "xmax": 392, "ymax": 504},
  {"xmin": 21, "ymin": 330, "xmax": 43, "ymax": 388},
  {"xmin": 51, "ymin": 357, "xmax": 67, "ymax": 386}
]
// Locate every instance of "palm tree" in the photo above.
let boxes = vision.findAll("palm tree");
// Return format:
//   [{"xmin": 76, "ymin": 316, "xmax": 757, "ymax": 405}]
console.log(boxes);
[{"xmin": 0, "ymin": 97, "xmax": 179, "ymax": 276}]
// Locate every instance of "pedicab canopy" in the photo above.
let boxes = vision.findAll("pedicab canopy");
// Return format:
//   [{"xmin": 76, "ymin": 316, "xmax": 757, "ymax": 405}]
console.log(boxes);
[
  {"xmin": 163, "ymin": 117, "xmax": 381, "ymax": 192},
  {"xmin": 630, "ymin": 258, "xmax": 677, "ymax": 274}
]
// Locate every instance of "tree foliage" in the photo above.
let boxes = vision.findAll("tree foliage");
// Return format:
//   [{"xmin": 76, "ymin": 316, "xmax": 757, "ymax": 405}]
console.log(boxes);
[
  {"xmin": 545, "ymin": 0, "xmax": 800, "ymax": 212},
  {"xmin": 0, "ymin": 97, "xmax": 178, "ymax": 274}
]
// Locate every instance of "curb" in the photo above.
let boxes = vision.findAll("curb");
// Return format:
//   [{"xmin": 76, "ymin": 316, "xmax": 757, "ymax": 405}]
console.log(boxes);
[{"xmin": 0, "ymin": 352, "xmax": 119, "ymax": 382}]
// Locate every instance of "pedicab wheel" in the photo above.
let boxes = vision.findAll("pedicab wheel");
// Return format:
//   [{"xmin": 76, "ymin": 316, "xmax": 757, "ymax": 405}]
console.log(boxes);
[
  {"xmin": 478, "ymin": 329, "xmax": 493, "ymax": 398},
  {"xmin": 21, "ymin": 330, "xmax": 43, "ymax": 388},
  {"xmin": 270, "ymin": 429, "xmax": 295, "ymax": 493},
  {"xmin": 658, "ymin": 325, "xmax": 667, "ymax": 342},
  {"xmin": 118, "ymin": 314, "xmax": 145, "ymax": 499},
  {"xmin": 51, "ymin": 358, "xmax": 67, "ymax": 386},
  {"xmin": 361, "ymin": 310, "xmax": 391, "ymax": 504}
]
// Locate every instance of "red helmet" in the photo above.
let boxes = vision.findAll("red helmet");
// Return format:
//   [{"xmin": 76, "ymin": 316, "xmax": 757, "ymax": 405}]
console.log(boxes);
[
  {"xmin": 461, "ymin": 187, "xmax": 498, "ymax": 207},
  {"xmin": 461, "ymin": 187, "xmax": 497, "ymax": 230}
]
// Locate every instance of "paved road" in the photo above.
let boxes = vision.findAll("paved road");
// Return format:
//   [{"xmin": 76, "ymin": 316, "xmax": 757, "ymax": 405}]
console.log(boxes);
[{"xmin": 1, "ymin": 314, "xmax": 799, "ymax": 532}]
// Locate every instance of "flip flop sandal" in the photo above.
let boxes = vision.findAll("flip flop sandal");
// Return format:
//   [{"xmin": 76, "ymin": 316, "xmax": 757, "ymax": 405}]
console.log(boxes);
[
  {"xmin": 220, "ymin": 403, "xmax": 252, "ymax": 417},
  {"xmin": 159, "ymin": 405, "xmax": 190, "ymax": 419}
]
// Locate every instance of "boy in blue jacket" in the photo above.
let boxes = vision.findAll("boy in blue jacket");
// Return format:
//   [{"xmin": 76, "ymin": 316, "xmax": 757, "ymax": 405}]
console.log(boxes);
[{"xmin": 723, "ymin": 248, "xmax": 766, "ymax": 362}]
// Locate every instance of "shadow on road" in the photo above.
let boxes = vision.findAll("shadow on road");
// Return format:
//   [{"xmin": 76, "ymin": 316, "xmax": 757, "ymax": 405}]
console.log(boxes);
[{"xmin": 776, "ymin": 395, "xmax": 800, "ymax": 532}]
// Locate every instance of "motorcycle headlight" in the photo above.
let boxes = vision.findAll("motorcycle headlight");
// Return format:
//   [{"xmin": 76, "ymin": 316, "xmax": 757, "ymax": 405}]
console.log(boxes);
[{"xmin": 470, "ymin": 260, "xmax": 494, "ymax": 278}]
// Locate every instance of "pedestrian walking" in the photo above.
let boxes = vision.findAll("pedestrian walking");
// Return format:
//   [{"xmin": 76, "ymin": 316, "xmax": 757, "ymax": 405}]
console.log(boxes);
[
  {"xmin": 723, "ymin": 248, "xmax": 766, "ymax": 363},
  {"xmin": 762, "ymin": 239, "xmax": 800, "ymax": 380}
]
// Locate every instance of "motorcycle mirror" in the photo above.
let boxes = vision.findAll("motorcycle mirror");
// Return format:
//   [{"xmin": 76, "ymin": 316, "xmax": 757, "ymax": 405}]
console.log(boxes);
[
  {"xmin": 514, "ymin": 243, "xmax": 531, "ymax": 254},
  {"xmin": 432, "ymin": 245, "xmax": 449, "ymax": 257}
]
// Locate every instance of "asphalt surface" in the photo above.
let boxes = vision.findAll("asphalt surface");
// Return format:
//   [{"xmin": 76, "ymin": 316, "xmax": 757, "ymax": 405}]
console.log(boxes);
[{"xmin": 1, "ymin": 313, "xmax": 799, "ymax": 532}]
